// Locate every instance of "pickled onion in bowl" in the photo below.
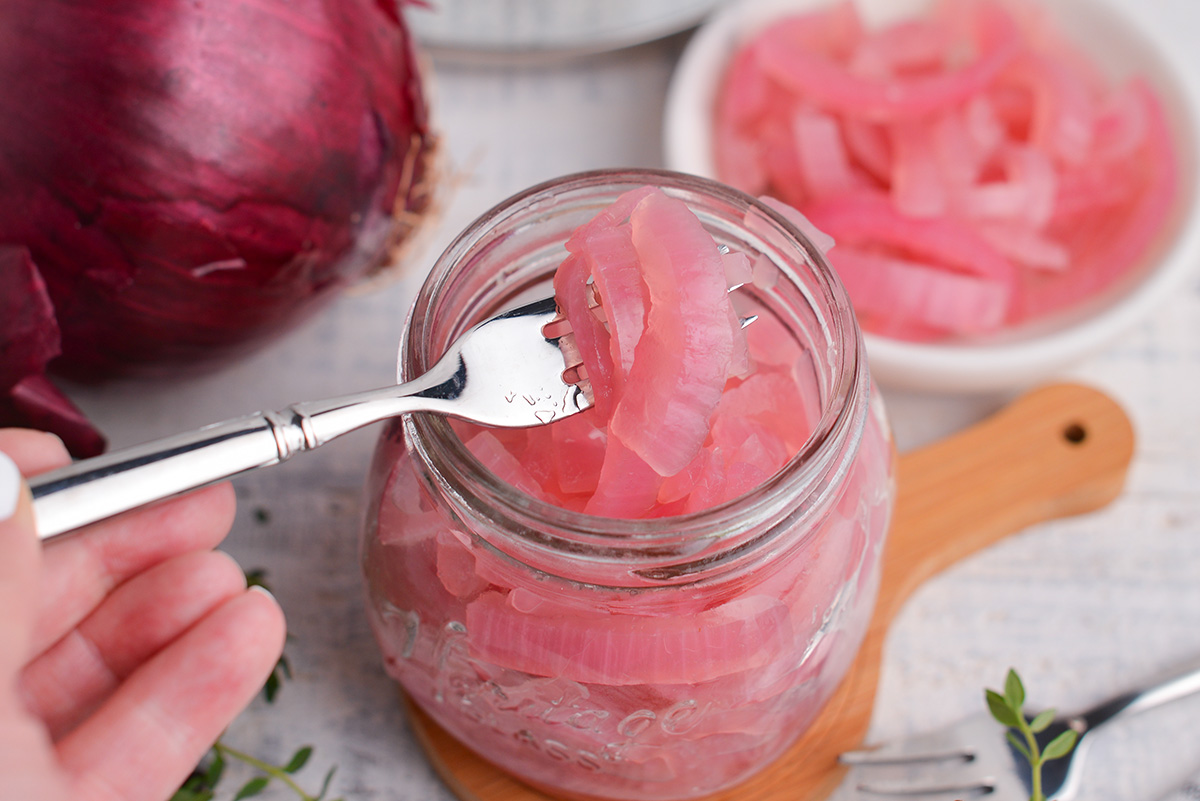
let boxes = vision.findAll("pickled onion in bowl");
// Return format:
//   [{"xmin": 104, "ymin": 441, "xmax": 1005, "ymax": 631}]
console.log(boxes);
[{"xmin": 666, "ymin": 0, "xmax": 1200, "ymax": 391}]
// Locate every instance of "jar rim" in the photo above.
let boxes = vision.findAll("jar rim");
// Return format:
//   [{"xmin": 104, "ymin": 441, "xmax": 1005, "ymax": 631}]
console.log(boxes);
[{"xmin": 399, "ymin": 168, "xmax": 868, "ymax": 562}]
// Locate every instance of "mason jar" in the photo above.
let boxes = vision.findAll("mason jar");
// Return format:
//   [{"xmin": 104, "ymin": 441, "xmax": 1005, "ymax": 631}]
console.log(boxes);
[{"xmin": 360, "ymin": 169, "xmax": 895, "ymax": 800}]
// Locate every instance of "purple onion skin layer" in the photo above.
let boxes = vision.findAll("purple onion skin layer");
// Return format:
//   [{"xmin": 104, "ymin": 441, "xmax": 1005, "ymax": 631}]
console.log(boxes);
[
  {"xmin": 0, "ymin": 246, "xmax": 58, "ymax": 386},
  {"xmin": 0, "ymin": 0, "xmax": 433, "ymax": 381},
  {"xmin": 0, "ymin": 245, "xmax": 106, "ymax": 455}
]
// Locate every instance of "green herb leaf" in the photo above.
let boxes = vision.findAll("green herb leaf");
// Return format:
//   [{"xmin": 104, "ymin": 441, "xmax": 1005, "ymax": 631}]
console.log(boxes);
[
  {"xmin": 284, "ymin": 746, "xmax": 313, "ymax": 774},
  {"xmin": 1004, "ymin": 669, "xmax": 1026, "ymax": 709},
  {"xmin": 169, "ymin": 787, "xmax": 214, "ymax": 801},
  {"xmin": 985, "ymin": 669, "xmax": 1078, "ymax": 801},
  {"xmin": 986, "ymin": 689, "xmax": 1022, "ymax": 728},
  {"xmin": 171, "ymin": 750, "xmax": 223, "ymax": 801},
  {"xmin": 264, "ymin": 673, "xmax": 281, "ymax": 704},
  {"xmin": 203, "ymin": 751, "xmax": 226, "ymax": 787},
  {"xmin": 316, "ymin": 766, "xmax": 337, "ymax": 800},
  {"xmin": 1006, "ymin": 730, "xmax": 1032, "ymax": 762},
  {"xmin": 1028, "ymin": 709, "xmax": 1056, "ymax": 733},
  {"xmin": 244, "ymin": 569, "xmax": 293, "ymax": 704},
  {"xmin": 262, "ymin": 648, "xmax": 293, "ymax": 704},
  {"xmin": 233, "ymin": 777, "xmax": 270, "ymax": 800},
  {"xmin": 208, "ymin": 740, "xmax": 341, "ymax": 801},
  {"xmin": 1042, "ymin": 729, "xmax": 1078, "ymax": 761},
  {"xmin": 175, "ymin": 774, "xmax": 205, "ymax": 794}
]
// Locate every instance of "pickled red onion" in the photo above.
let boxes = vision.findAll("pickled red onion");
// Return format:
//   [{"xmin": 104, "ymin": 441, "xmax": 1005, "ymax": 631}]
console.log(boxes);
[
  {"xmin": 714, "ymin": 0, "xmax": 1178, "ymax": 340},
  {"xmin": 455, "ymin": 187, "xmax": 820, "ymax": 520},
  {"xmin": 609, "ymin": 190, "xmax": 735, "ymax": 477},
  {"xmin": 755, "ymin": 1, "xmax": 1021, "ymax": 122},
  {"xmin": 804, "ymin": 193, "xmax": 1017, "ymax": 285}
]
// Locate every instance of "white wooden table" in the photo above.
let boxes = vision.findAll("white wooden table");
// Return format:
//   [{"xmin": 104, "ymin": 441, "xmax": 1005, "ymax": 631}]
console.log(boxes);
[{"xmin": 65, "ymin": 2, "xmax": 1200, "ymax": 798}]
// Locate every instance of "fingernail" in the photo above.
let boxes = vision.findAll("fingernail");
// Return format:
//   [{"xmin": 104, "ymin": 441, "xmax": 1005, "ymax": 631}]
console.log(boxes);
[
  {"xmin": 248, "ymin": 584, "xmax": 278, "ymax": 603},
  {"xmin": 0, "ymin": 452, "xmax": 20, "ymax": 522}
]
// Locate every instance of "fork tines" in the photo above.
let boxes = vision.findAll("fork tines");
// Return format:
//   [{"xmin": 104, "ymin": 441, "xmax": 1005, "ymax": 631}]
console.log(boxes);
[
  {"xmin": 840, "ymin": 745, "xmax": 995, "ymax": 797},
  {"xmin": 849, "ymin": 776, "xmax": 996, "ymax": 797},
  {"xmin": 540, "ymin": 313, "xmax": 594, "ymax": 407},
  {"xmin": 542, "ymin": 270, "xmax": 760, "ymax": 412}
]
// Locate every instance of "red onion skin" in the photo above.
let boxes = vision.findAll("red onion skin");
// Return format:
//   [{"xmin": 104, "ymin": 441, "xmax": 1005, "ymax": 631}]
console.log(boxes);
[
  {"xmin": 1, "ymin": 375, "xmax": 108, "ymax": 458},
  {"xmin": 0, "ymin": 0, "xmax": 433, "ymax": 381},
  {"xmin": 0, "ymin": 246, "xmax": 106, "ymax": 455},
  {"xmin": 0, "ymin": 246, "xmax": 57, "ymax": 383}
]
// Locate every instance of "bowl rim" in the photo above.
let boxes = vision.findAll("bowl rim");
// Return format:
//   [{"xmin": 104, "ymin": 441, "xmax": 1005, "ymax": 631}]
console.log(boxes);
[
  {"xmin": 406, "ymin": 0, "xmax": 727, "ymax": 60},
  {"xmin": 664, "ymin": 0, "xmax": 1200, "ymax": 392}
]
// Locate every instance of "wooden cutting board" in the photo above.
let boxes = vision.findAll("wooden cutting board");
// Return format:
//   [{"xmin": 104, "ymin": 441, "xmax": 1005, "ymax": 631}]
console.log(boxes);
[{"xmin": 405, "ymin": 383, "xmax": 1136, "ymax": 801}]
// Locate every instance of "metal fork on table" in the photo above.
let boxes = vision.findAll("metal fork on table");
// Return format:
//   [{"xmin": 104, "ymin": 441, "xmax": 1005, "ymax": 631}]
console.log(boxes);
[
  {"xmin": 30, "ymin": 297, "xmax": 591, "ymax": 541},
  {"xmin": 840, "ymin": 659, "xmax": 1200, "ymax": 799}
]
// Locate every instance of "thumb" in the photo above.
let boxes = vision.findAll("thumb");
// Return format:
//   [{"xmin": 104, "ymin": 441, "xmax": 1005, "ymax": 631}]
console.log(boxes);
[
  {"xmin": 0, "ymin": 449, "xmax": 71, "ymax": 801},
  {"xmin": 0, "ymin": 451, "xmax": 40, "ymax": 687}
]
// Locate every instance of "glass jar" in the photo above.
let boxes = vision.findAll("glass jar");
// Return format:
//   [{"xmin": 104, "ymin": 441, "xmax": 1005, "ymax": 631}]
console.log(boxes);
[{"xmin": 360, "ymin": 169, "xmax": 895, "ymax": 800}]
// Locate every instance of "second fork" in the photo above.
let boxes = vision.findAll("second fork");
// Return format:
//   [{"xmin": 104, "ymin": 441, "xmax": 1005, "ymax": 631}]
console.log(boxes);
[{"xmin": 840, "ymin": 658, "xmax": 1200, "ymax": 799}]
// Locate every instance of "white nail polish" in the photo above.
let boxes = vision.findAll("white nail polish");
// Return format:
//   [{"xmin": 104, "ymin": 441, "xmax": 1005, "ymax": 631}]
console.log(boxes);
[
  {"xmin": 0, "ymin": 452, "xmax": 20, "ymax": 522},
  {"xmin": 248, "ymin": 583, "xmax": 278, "ymax": 603}
]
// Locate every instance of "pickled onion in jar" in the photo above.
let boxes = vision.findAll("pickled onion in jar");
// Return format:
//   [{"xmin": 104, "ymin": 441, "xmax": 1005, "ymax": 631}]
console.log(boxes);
[
  {"xmin": 361, "ymin": 179, "xmax": 896, "ymax": 801},
  {"xmin": 454, "ymin": 186, "xmax": 817, "ymax": 518}
]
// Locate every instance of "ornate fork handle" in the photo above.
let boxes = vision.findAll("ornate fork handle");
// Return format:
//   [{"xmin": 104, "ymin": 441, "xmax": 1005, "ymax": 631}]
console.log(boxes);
[
  {"xmin": 31, "ymin": 358, "xmax": 467, "ymax": 541},
  {"xmin": 29, "ymin": 296, "xmax": 587, "ymax": 541}
]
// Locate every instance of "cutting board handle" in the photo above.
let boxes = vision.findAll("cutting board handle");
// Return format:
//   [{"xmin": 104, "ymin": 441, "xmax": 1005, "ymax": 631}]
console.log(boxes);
[{"xmin": 878, "ymin": 381, "xmax": 1136, "ymax": 628}]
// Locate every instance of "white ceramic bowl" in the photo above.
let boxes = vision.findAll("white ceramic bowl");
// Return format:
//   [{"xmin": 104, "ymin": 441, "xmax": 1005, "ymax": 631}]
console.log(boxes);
[
  {"xmin": 665, "ymin": 0, "xmax": 1200, "ymax": 393},
  {"xmin": 407, "ymin": 0, "xmax": 725, "ymax": 59}
]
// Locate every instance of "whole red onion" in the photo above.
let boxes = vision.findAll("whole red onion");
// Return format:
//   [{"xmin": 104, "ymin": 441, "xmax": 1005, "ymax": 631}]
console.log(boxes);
[{"xmin": 0, "ymin": 0, "xmax": 434, "ymax": 453}]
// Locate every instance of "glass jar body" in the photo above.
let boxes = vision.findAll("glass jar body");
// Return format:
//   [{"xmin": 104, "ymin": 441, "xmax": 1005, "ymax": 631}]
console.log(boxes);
[{"xmin": 360, "ymin": 171, "xmax": 896, "ymax": 800}]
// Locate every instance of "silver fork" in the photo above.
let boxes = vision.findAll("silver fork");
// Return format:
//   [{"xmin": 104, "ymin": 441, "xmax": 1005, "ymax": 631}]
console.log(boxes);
[
  {"xmin": 30, "ymin": 296, "xmax": 590, "ymax": 540},
  {"xmin": 840, "ymin": 659, "xmax": 1200, "ymax": 799}
]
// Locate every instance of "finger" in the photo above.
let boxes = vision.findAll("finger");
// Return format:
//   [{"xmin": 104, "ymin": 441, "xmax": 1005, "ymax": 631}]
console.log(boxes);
[
  {"xmin": 20, "ymin": 550, "xmax": 248, "ymax": 740},
  {"xmin": 0, "ymin": 707, "xmax": 72, "ymax": 801},
  {"xmin": 58, "ymin": 587, "xmax": 286, "ymax": 801},
  {"xmin": 0, "ymin": 427, "xmax": 240, "ymax": 660},
  {"xmin": 0, "ymin": 450, "xmax": 40, "ymax": 687},
  {"xmin": 0, "ymin": 428, "xmax": 71, "ymax": 476},
  {"xmin": 32, "ymin": 481, "xmax": 237, "ymax": 657},
  {"xmin": 0, "ymin": 450, "xmax": 70, "ymax": 798},
  {"xmin": 0, "ymin": 429, "xmax": 66, "ymax": 670}
]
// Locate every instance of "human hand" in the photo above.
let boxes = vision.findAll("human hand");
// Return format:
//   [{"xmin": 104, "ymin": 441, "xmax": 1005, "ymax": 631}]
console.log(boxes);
[{"xmin": 0, "ymin": 428, "xmax": 287, "ymax": 801}]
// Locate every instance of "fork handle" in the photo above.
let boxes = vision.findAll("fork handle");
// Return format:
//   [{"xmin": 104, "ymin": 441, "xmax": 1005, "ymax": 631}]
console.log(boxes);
[
  {"xmin": 30, "ymin": 357, "xmax": 465, "ymax": 540},
  {"xmin": 1075, "ymin": 659, "xmax": 1200, "ymax": 733},
  {"xmin": 31, "ymin": 408, "xmax": 321, "ymax": 540}
]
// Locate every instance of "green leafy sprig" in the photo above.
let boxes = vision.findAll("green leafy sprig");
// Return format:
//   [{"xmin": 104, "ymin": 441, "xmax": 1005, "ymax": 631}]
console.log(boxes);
[
  {"xmin": 985, "ymin": 669, "xmax": 1078, "ymax": 801},
  {"xmin": 173, "ymin": 743, "xmax": 341, "ymax": 801}
]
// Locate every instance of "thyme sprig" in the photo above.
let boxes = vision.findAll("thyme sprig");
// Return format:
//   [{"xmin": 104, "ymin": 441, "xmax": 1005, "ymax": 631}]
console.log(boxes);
[
  {"xmin": 173, "ymin": 743, "xmax": 341, "ymax": 801},
  {"xmin": 985, "ymin": 669, "xmax": 1079, "ymax": 801}
]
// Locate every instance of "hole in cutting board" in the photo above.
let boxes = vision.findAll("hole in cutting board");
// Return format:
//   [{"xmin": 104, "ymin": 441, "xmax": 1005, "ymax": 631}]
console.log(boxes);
[{"xmin": 1062, "ymin": 423, "xmax": 1087, "ymax": 444}]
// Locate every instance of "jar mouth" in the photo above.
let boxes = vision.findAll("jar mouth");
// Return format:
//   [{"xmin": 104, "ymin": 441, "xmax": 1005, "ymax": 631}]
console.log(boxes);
[{"xmin": 399, "ymin": 168, "xmax": 867, "ymax": 575}]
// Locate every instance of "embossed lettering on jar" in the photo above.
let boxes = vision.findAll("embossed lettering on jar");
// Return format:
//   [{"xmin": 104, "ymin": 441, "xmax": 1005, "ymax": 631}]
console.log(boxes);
[{"xmin": 360, "ymin": 170, "xmax": 896, "ymax": 800}]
